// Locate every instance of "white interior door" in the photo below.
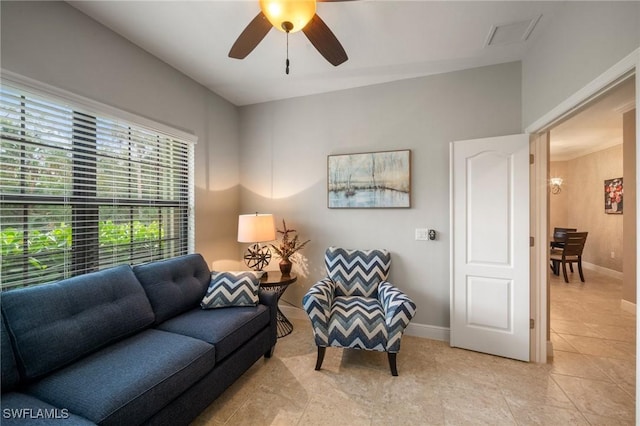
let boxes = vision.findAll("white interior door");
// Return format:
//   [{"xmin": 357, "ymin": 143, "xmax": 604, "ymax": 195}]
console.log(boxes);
[{"xmin": 450, "ymin": 134, "xmax": 530, "ymax": 361}]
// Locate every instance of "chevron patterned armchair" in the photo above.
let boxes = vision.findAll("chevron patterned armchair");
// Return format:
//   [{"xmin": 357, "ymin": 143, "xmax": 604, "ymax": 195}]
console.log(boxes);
[{"xmin": 302, "ymin": 247, "xmax": 416, "ymax": 376}]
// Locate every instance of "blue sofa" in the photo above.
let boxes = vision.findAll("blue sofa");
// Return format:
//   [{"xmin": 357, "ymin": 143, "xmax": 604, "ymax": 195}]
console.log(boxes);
[{"xmin": 1, "ymin": 254, "xmax": 278, "ymax": 425}]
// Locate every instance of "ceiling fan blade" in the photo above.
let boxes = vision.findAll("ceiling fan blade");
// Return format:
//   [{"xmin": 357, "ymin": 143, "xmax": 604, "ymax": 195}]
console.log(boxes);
[
  {"xmin": 229, "ymin": 12, "xmax": 272, "ymax": 59},
  {"xmin": 302, "ymin": 14, "xmax": 348, "ymax": 66}
]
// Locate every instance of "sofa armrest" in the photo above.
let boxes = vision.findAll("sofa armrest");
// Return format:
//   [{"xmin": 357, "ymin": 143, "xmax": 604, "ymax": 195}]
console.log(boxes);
[
  {"xmin": 258, "ymin": 288, "xmax": 278, "ymax": 307},
  {"xmin": 302, "ymin": 278, "xmax": 334, "ymax": 347},
  {"xmin": 258, "ymin": 289, "xmax": 278, "ymax": 341},
  {"xmin": 378, "ymin": 281, "xmax": 417, "ymax": 352}
]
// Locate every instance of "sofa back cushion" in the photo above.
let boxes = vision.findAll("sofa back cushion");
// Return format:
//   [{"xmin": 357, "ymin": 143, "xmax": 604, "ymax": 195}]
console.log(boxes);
[
  {"xmin": 1, "ymin": 315, "xmax": 20, "ymax": 392},
  {"xmin": 325, "ymin": 247, "xmax": 391, "ymax": 297},
  {"xmin": 133, "ymin": 254, "xmax": 211, "ymax": 324},
  {"xmin": 1, "ymin": 265, "xmax": 155, "ymax": 380}
]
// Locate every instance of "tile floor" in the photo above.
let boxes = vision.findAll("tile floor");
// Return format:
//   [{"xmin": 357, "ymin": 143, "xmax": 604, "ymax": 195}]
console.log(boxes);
[{"xmin": 193, "ymin": 269, "xmax": 636, "ymax": 425}]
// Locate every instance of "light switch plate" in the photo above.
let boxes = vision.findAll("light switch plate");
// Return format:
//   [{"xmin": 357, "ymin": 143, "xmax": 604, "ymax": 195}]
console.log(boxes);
[{"xmin": 415, "ymin": 228, "xmax": 429, "ymax": 241}]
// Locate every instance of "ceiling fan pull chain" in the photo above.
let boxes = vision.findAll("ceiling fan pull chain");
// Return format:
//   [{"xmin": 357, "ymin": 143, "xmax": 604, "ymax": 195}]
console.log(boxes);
[{"xmin": 285, "ymin": 31, "xmax": 290, "ymax": 75}]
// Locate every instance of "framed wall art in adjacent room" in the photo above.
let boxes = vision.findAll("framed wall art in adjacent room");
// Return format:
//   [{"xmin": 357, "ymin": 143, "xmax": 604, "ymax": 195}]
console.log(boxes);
[
  {"xmin": 604, "ymin": 177, "xmax": 623, "ymax": 214},
  {"xmin": 327, "ymin": 149, "xmax": 411, "ymax": 209}
]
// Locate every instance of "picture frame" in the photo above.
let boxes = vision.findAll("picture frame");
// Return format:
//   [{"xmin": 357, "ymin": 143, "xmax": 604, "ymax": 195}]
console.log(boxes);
[
  {"xmin": 604, "ymin": 177, "xmax": 623, "ymax": 214},
  {"xmin": 327, "ymin": 149, "xmax": 411, "ymax": 208}
]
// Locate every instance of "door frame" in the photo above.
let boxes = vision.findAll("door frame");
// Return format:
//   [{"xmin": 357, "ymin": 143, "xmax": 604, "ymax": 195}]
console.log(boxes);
[{"xmin": 525, "ymin": 48, "xmax": 640, "ymax": 365}]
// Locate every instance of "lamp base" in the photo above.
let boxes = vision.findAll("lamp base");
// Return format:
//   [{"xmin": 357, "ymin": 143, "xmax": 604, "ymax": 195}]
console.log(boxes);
[{"xmin": 244, "ymin": 243, "xmax": 272, "ymax": 272}]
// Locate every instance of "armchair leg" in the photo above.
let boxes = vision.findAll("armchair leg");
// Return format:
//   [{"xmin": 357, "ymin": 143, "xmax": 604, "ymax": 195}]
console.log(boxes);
[
  {"xmin": 561, "ymin": 261, "xmax": 569, "ymax": 283},
  {"xmin": 388, "ymin": 352, "xmax": 398, "ymax": 376},
  {"xmin": 578, "ymin": 259, "xmax": 585, "ymax": 282},
  {"xmin": 315, "ymin": 347, "xmax": 326, "ymax": 371}
]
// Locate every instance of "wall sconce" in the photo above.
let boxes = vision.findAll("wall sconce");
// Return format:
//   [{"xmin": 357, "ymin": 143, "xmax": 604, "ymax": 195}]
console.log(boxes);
[
  {"xmin": 237, "ymin": 213, "xmax": 276, "ymax": 274},
  {"xmin": 550, "ymin": 177, "xmax": 563, "ymax": 195}
]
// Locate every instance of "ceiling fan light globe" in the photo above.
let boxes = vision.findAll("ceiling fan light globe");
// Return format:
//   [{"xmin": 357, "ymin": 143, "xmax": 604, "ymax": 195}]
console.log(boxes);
[{"xmin": 259, "ymin": 0, "xmax": 316, "ymax": 33}]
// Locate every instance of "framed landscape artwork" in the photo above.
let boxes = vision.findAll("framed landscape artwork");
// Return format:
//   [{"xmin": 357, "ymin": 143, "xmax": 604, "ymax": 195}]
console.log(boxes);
[
  {"xmin": 327, "ymin": 149, "xmax": 411, "ymax": 208},
  {"xmin": 604, "ymin": 177, "xmax": 623, "ymax": 214}
]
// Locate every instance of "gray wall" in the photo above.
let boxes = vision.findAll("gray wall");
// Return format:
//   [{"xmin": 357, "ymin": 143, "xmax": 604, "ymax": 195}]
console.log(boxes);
[
  {"xmin": 0, "ymin": 1, "xmax": 241, "ymax": 269},
  {"xmin": 522, "ymin": 1, "xmax": 640, "ymax": 128},
  {"xmin": 239, "ymin": 62, "xmax": 522, "ymax": 328},
  {"xmin": 5, "ymin": 0, "xmax": 637, "ymax": 332}
]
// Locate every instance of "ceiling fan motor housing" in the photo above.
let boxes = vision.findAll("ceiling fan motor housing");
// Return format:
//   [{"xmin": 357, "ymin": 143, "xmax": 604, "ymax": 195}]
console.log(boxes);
[{"xmin": 229, "ymin": 0, "xmax": 348, "ymax": 68}]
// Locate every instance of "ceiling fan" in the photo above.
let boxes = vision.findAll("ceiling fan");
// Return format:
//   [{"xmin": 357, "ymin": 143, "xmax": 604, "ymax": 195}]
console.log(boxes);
[{"xmin": 228, "ymin": 0, "xmax": 350, "ymax": 71}]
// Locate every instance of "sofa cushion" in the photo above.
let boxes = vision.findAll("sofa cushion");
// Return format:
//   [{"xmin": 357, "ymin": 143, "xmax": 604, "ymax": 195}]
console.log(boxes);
[
  {"xmin": 133, "ymin": 253, "xmax": 211, "ymax": 324},
  {"xmin": 1, "ymin": 316, "xmax": 20, "ymax": 392},
  {"xmin": 328, "ymin": 296, "xmax": 387, "ymax": 351},
  {"xmin": 201, "ymin": 271, "xmax": 262, "ymax": 308},
  {"xmin": 24, "ymin": 329, "xmax": 215, "ymax": 426},
  {"xmin": 157, "ymin": 305, "xmax": 270, "ymax": 363},
  {"xmin": 1, "ymin": 265, "xmax": 155, "ymax": 380},
  {"xmin": 0, "ymin": 393, "xmax": 94, "ymax": 425}
]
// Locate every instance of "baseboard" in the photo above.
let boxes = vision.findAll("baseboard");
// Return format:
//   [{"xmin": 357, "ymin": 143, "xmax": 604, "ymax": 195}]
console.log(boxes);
[
  {"xmin": 404, "ymin": 323, "xmax": 450, "ymax": 343},
  {"xmin": 621, "ymin": 299, "xmax": 636, "ymax": 314},
  {"xmin": 582, "ymin": 262, "xmax": 624, "ymax": 280},
  {"xmin": 279, "ymin": 305, "xmax": 450, "ymax": 343}
]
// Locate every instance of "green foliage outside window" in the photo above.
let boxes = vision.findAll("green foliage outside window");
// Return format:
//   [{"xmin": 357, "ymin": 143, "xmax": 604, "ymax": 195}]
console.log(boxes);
[
  {"xmin": 1, "ymin": 221, "xmax": 164, "ymax": 257},
  {"xmin": 1, "ymin": 221, "xmax": 164, "ymax": 288}
]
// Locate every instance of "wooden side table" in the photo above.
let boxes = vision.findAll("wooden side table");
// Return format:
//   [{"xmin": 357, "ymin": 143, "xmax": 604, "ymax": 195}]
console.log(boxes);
[{"xmin": 260, "ymin": 273, "xmax": 297, "ymax": 338}]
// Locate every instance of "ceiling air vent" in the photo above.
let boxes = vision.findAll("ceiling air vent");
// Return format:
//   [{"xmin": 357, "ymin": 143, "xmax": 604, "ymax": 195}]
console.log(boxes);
[{"xmin": 485, "ymin": 15, "xmax": 541, "ymax": 47}]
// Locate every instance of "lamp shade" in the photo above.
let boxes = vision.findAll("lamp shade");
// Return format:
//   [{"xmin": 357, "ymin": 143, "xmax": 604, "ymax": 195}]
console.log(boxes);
[
  {"xmin": 259, "ymin": 0, "xmax": 316, "ymax": 33},
  {"xmin": 237, "ymin": 214, "xmax": 276, "ymax": 243}
]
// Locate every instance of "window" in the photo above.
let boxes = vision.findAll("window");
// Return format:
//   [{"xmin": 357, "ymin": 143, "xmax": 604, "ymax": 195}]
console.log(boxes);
[{"xmin": 0, "ymin": 79, "xmax": 195, "ymax": 289}]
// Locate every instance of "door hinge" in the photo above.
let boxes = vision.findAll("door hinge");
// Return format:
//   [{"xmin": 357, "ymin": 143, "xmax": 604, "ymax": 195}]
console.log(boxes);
[
  {"xmin": 530, "ymin": 318, "xmax": 535, "ymax": 329},
  {"xmin": 530, "ymin": 154, "xmax": 534, "ymax": 164},
  {"xmin": 530, "ymin": 236, "xmax": 534, "ymax": 247}
]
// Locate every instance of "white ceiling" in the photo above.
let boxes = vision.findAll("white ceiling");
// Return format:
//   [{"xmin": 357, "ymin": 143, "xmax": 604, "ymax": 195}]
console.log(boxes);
[
  {"xmin": 68, "ymin": 0, "xmax": 563, "ymax": 106},
  {"xmin": 67, "ymin": 1, "xmax": 636, "ymax": 159}
]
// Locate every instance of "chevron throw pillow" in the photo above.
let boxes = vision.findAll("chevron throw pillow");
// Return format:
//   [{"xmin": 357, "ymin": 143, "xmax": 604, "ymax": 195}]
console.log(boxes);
[{"xmin": 201, "ymin": 271, "xmax": 263, "ymax": 309}]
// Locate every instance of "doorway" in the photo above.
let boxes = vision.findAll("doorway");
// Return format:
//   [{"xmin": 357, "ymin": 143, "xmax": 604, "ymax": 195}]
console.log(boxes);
[
  {"xmin": 544, "ymin": 77, "xmax": 636, "ymax": 397},
  {"xmin": 527, "ymin": 51, "xmax": 639, "ymax": 366},
  {"xmin": 547, "ymin": 76, "xmax": 635, "ymax": 289}
]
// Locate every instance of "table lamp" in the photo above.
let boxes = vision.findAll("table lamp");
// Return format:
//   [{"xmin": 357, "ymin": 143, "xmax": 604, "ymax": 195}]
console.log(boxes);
[{"xmin": 237, "ymin": 213, "xmax": 276, "ymax": 275}]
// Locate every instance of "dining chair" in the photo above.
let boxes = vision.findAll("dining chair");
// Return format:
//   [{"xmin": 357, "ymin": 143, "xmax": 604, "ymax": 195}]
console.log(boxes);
[
  {"xmin": 550, "ymin": 227, "xmax": 577, "ymax": 275},
  {"xmin": 550, "ymin": 227, "xmax": 577, "ymax": 249},
  {"xmin": 550, "ymin": 232, "xmax": 588, "ymax": 283}
]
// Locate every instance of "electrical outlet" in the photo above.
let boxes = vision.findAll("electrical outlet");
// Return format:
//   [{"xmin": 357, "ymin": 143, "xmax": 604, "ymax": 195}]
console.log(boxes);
[
  {"xmin": 415, "ymin": 228, "xmax": 429, "ymax": 241},
  {"xmin": 611, "ymin": 251, "xmax": 615, "ymax": 259}
]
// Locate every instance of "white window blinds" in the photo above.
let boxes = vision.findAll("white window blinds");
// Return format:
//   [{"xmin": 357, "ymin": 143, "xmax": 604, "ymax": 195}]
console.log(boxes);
[{"xmin": 0, "ymin": 81, "xmax": 195, "ymax": 289}]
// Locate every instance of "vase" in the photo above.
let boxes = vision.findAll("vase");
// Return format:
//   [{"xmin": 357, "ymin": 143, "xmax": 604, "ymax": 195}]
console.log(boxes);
[{"xmin": 279, "ymin": 259, "xmax": 292, "ymax": 275}]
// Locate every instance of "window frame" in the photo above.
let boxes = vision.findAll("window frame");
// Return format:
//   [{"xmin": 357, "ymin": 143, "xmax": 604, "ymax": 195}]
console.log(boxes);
[{"xmin": 0, "ymin": 71, "xmax": 196, "ymax": 289}]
